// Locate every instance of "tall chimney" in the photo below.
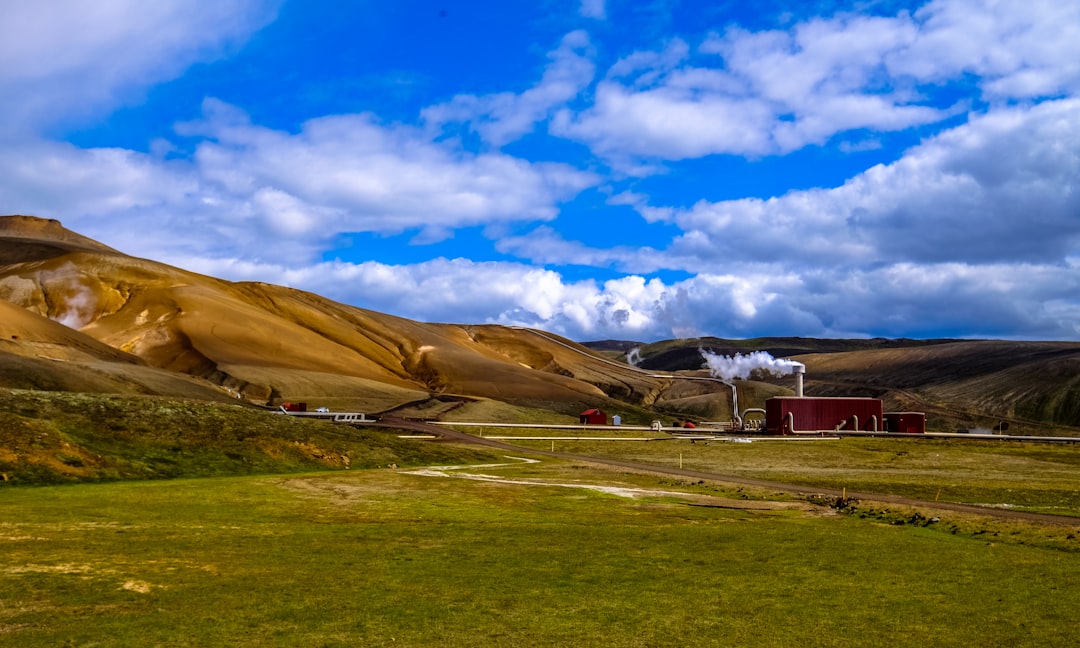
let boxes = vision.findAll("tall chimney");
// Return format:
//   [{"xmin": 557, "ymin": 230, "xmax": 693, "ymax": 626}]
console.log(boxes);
[{"xmin": 794, "ymin": 364, "xmax": 805, "ymax": 397}]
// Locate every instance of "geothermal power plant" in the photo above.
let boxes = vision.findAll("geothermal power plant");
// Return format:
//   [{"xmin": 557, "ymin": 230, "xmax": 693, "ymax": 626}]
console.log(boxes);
[
  {"xmin": 761, "ymin": 364, "xmax": 926, "ymax": 435},
  {"xmin": 697, "ymin": 350, "xmax": 926, "ymax": 435}
]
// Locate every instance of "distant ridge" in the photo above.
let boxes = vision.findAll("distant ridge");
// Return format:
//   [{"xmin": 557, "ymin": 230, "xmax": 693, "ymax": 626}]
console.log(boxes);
[{"xmin": 0, "ymin": 215, "xmax": 121, "ymax": 263}]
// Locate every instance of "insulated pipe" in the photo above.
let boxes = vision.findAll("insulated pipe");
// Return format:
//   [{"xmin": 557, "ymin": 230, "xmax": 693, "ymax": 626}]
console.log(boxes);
[
  {"xmin": 852, "ymin": 414, "xmax": 859, "ymax": 431},
  {"xmin": 785, "ymin": 411, "xmax": 794, "ymax": 435},
  {"xmin": 870, "ymin": 415, "xmax": 878, "ymax": 433},
  {"xmin": 722, "ymin": 380, "xmax": 740, "ymax": 427}
]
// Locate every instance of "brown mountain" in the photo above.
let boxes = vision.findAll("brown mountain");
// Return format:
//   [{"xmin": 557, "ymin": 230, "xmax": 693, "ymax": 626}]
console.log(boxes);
[{"xmin": 0, "ymin": 215, "xmax": 715, "ymax": 420}]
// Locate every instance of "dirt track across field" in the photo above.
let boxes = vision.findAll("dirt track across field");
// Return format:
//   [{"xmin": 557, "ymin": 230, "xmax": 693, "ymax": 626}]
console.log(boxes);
[{"xmin": 370, "ymin": 417, "xmax": 1080, "ymax": 527}]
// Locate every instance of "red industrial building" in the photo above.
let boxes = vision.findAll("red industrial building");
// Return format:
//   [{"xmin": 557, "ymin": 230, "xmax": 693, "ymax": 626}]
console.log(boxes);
[
  {"xmin": 765, "ymin": 397, "xmax": 885, "ymax": 434},
  {"xmin": 884, "ymin": 411, "xmax": 926, "ymax": 434},
  {"xmin": 580, "ymin": 408, "xmax": 608, "ymax": 425},
  {"xmin": 760, "ymin": 363, "xmax": 927, "ymax": 435}
]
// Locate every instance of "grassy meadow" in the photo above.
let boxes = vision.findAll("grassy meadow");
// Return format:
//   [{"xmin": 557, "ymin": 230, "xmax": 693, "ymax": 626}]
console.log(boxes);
[
  {"xmin": 503, "ymin": 434, "xmax": 1080, "ymax": 517},
  {"xmin": 0, "ymin": 389, "xmax": 498, "ymax": 485},
  {"xmin": 2, "ymin": 454, "xmax": 1079, "ymax": 647}
]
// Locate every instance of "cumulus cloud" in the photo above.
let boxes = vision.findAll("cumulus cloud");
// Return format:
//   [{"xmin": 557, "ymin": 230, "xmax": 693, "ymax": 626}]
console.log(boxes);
[
  {"xmin": 0, "ymin": 140, "xmax": 195, "ymax": 218},
  {"xmin": 423, "ymin": 31, "xmax": 595, "ymax": 147},
  {"xmin": 0, "ymin": 99, "xmax": 599, "ymax": 265},
  {"xmin": 889, "ymin": 0, "xmax": 1080, "ymax": 98},
  {"xmin": 494, "ymin": 226, "xmax": 666, "ymax": 273},
  {"xmin": 649, "ymin": 98, "xmax": 1080, "ymax": 270},
  {"xmin": 0, "ymin": 0, "xmax": 278, "ymax": 133},
  {"xmin": 178, "ymin": 255, "xmax": 673, "ymax": 339},
  {"xmin": 554, "ymin": 0, "xmax": 1080, "ymax": 163},
  {"xmin": 184, "ymin": 100, "xmax": 598, "ymax": 244},
  {"xmin": 166, "ymin": 253, "xmax": 1080, "ymax": 342}
]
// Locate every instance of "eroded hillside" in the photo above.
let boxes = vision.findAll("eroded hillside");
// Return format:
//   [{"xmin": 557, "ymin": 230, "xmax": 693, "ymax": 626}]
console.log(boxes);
[{"xmin": 0, "ymin": 215, "xmax": 723, "ymax": 418}]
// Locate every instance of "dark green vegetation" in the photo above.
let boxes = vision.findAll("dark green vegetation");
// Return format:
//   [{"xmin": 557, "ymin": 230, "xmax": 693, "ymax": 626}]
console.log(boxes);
[
  {"xmin": 2, "ymin": 461, "xmax": 1077, "ymax": 647},
  {"xmin": 0, "ymin": 389, "xmax": 497, "ymax": 485}
]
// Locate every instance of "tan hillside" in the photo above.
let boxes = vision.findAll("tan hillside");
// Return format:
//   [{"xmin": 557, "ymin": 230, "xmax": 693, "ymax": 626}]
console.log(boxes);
[
  {"xmin": 0, "ymin": 215, "xmax": 120, "ymax": 264},
  {"xmin": 0, "ymin": 299, "xmax": 244, "ymax": 400},
  {"xmin": 0, "ymin": 298, "xmax": 138, "ymax": 364},
  {"xmin": 0, "ymin": 216, "xmax": 707, "ymax": 418}
]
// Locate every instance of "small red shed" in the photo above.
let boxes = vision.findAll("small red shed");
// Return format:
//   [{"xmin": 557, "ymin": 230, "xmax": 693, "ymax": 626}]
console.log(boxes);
[{"xmin": 580, "ymin": 408, "xmax": 608, "ymax": 425}]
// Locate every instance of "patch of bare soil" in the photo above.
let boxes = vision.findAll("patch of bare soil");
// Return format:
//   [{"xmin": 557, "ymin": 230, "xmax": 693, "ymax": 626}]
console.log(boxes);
[{"xmin": 400, "ymin": 458, "xmax": 812, "ymax": 512}]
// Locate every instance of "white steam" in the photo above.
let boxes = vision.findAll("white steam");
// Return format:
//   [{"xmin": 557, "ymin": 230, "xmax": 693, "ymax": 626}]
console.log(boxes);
[
  {"xmin": 700, "ymin": 349, "xmax": 804, "ymax": 380},
  {"xmin": 625, "ymin": 347, "xmax": 643, "ymax": 367},
  {"xmin": 40, "ymin": 265, "xmax": 98, "ymax": 330},
  {"xmin": 54, "ymin": 289, "xmax": 96, "ymax": 330}
]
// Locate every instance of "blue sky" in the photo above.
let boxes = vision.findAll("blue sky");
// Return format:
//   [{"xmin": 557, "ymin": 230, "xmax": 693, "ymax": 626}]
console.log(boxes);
[{"xmin": 2, "ymin": 0, "xmax": 1079, "ymax": 341}]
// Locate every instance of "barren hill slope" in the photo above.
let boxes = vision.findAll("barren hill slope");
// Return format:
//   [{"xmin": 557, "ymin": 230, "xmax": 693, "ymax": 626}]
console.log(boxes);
[
  {"xmin": 600, "ymin": 336, "xmax": 1080, "ymax": 431},
  {"xmin": 0, "ymin": 216, "xmax": 701, "ymax": 417},
  {"xmin": 798, "ymin": 341, "xmax": 1080, "ymax": 430},
  {"xmin": 0, "ymin": 299, "xmax": 243, "ymax": 400}
]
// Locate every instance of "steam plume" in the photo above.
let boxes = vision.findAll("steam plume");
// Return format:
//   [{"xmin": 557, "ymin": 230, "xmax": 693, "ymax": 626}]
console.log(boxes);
[
  {"xmin": 625, "ymin": 347, "xmax": 643, "ymax": 367},
  {"xmin": 700, "ymin": 349, "xmax": 804, "ymax": 380},
  {"xmin": 40, "ymin": 264, "xmax": 97, "ymax": 330},
  {"xmin": 55, "ymin": 289, "xmax": 96, "ymax": 330}
]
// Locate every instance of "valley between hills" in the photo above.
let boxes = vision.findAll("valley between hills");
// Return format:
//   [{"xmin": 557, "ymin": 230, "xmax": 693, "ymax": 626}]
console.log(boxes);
[{"xmin": 2, "ymin": 214, "xmax": 1079, "ymax": 431}]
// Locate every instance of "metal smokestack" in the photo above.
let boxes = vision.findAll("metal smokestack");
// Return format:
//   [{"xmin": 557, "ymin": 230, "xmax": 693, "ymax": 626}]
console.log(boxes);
[{"xmin": 794, "ymin": 363, "xmax": 805, "ymax": 397}]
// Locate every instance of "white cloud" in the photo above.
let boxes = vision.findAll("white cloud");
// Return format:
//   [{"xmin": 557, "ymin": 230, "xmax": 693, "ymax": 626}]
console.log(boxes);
[
  {"xmin": 891, "ymin": 0, "xmax": 1080, "ymax": 99},
  {"xmin": 177, "ymin": 254, "xmax": 678, "ymax": 340},
  {"xmin": 553, "ymin": 80, "xmax": 778, "ymax": 161},
  {"xmin": 186, "ymin": 100, "xmax": 598, "ymax": 243},
  {"xmin": 580, "ymin": 0, "xmax": 606, "ymax": 20},
  {"xmin": 0, "ymin": 99, "xmax": 599, "ymax": 265},
  {"xmin": 494, "ymin": 226, "xmax": 666, "ymax": 273},
  {"xmin": 0, "ymin": 140, "xmax": 195, "ymax": 218},
  {"xmin": 423, "ymin": 31, "xmax": 595, "ymax": 147},
  {"xmin": 555, "ymin": 0, "xmax": 1080, "ymax": 163},
  {"xmin": 640, "ymin": 98, "xmax": 1080, "ymax": 271},
  {"xmin": 0, "ymin": 0, "xmax": 278, "ymax": 133},
  {"xmin": 168, "ymin": 252, "xmax": 1080, "ymax": 342}
]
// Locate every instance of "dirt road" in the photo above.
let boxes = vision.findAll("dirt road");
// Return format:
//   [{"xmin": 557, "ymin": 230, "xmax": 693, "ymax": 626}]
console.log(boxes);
[{"xmin": 371, "ymin": 417, "xmax": 1080, "ymax": 527}]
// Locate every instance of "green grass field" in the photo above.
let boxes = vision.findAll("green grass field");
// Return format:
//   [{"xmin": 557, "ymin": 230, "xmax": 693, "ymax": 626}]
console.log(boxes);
[
  {"xmin": 2, "ymin": 455, "xmax": 1078, "ymax": 647},
  {"xmin": 0, "ymin": 390, "xmax": 498, "ymax": 485},
  {"xmin": 505, "ymin": 435, "xmax": 1080, "ymax": 517}
]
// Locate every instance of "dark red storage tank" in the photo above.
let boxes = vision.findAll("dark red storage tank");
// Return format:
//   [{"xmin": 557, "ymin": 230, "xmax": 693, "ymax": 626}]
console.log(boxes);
[
  {"xmin": 765, "ymin": 397, "xmax": 884, "ymax": 434},
  {"xmin": 884, "ymin": 412, "xmax": 926, "ymax": 434}
]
